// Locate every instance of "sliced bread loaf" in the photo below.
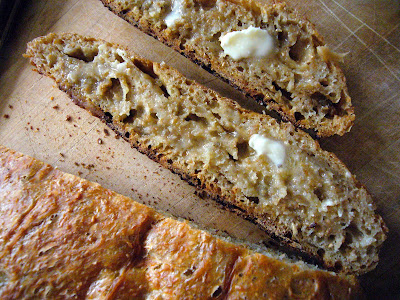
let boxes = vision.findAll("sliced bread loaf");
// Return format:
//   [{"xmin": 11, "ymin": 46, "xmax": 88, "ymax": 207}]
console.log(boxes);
[
  {"xmin": 100, "ymin": 0, "xmax": 355, "ymax": 136},
  {"xmin": 25, "ymin": 33, "xmax": 386, "ymax": 275},
  {"xmin": 0, "ymin": 144, "xmax": 361, "ymax": 299}
]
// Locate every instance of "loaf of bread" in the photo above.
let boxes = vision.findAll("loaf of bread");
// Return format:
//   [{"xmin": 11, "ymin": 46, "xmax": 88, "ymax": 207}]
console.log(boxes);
[
  {"xmin": 99, "ymin": 0, "xmax": 355, "ymax": 137},
  {"xmin": 25, "ymin": 33, "xmax": 386, "ymax": 275},
  {"xmin": 0, "ymin": 145, "xmax": 361, "ymax": 299}
]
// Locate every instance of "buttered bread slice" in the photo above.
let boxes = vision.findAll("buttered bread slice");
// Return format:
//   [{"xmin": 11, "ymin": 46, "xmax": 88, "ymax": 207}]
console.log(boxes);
[
  {"xmin": 100, "ymin": 0, "xmax": 355, "ymax": 136},
  {"xmin": 26, "ymin": 33, "xmax": 386, "ymax": 275}
]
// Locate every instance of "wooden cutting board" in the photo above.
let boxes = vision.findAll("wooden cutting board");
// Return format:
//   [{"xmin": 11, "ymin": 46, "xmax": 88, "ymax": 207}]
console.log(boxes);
[{"xmin": 0, "ymin": 0, "xmax": 399, "ymax": 297}]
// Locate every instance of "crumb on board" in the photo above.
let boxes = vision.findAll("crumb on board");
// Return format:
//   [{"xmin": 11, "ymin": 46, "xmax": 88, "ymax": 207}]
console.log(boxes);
[
  {"xmin": 8, "ymin": 105, "xmax": 13, "ymax": 109},
  {"xmin": 104, "ymin": 129, "xmax": 110, "ymax": 136},
  {"xmin": 66, "ymin": 115, "xmax": 72, "ymax": 122},
  {"xmin": 53, "ymin": 105, "xmax": 59, "ymax": 109},
  {"xmin": 3, "ymin": 114, "xmax": 9, "ymax": 119},
  {"xmin": 50, "ymin": 96, "xmax": 54, "ymax": 100},
  {"xmin": 98, "ymin": 138, "xmax": 103, "ymax": 144}
]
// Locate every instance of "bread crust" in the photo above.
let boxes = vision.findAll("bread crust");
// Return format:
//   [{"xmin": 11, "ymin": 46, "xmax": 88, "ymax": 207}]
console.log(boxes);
[
  {"xmin": 25, "ymin": 33, "xmax": 387, "ymax": 275},
  {"xmin": 0, "ymin": 145, "xmax": 362, "ymax": 299},
  {"xmin": 99, "ymin": 0, "xmax": 355, "ymax": 137}
]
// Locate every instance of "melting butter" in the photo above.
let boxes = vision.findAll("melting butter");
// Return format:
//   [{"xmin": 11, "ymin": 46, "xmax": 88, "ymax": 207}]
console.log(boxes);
[
  {"xmin": 220, "ymin": 26, "xmax": 275, "ymax": 60},
  {"xmin": 249, "ymin": 134, "xmax": 285, "ymax": 167}
]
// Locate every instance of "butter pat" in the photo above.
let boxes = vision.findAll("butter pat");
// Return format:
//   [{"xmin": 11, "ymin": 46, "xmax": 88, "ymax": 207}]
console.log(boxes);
[
  {"xmin": 165, "ymin": 0, "xmax": 185, "ymax": 27},
  {"xmin": 220, "ymin": 27, "xmax": 275, "ymax": 60},
  {"xmin": 249, "ymin": 134, "xmax": 285, "ymax": 167}
]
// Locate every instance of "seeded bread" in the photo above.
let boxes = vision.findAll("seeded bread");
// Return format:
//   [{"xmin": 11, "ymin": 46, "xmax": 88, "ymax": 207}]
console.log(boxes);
[
  {"xmin": 99, "ymin": 0, "xmax": 355, "ymax": 137},
  {"xmin": 25, "ymin": 33, "xmax": 387, "ymax": 275},
  {"xmin": 0, "ymin": 145, "xmax": 362, "ymax": 299}
]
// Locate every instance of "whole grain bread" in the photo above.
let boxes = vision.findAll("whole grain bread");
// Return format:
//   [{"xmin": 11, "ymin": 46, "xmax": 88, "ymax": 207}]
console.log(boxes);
[
  {"xmin": 25, "ymin": 33, "xmax": 386, "ymax": 275},
  {"xmin": 99, "ymin": 0, "xmax": 355, "ymax": 137},
  {"xmin": 0, "ymin": 145, "xmax": 362, "ymax": 299}
]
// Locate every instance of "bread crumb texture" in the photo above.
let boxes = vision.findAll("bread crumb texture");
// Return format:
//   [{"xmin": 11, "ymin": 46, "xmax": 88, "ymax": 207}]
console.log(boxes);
[
  {"xmin": 25, "ymin": 33, "xmax": 386, "ymax": 275},
  {"xmin": 100, "ymin": 0, "xmax": 355, "ymax": 136},
  {"xmin": 0, "ymin": 145, "xmax": 361, "ymax": 298}
]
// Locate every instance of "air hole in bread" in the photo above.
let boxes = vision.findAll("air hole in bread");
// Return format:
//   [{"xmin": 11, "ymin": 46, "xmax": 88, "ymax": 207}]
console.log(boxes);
[
  {"xmin": 65, "ymin": 47, "xmax": 98, "ymax": 63},
  {"xmin": 210, "ymin": 32, "xmax": 221, "ymax": 44},
  {"xmin": 132, "ymin": 59, "xmax": 171, "ymax": 98},
  {"xmin": 221, "ymin": 124, "xmax": 234, "ymax": 134},
  {"xmin": 195, "ymin": 0, "xmax": 216, "ymax": 10},
  {"xmin": 247, "ymin": 196, "xmax": 259, "ymax": 204},
  {"xmin": 125, "ymin": 132, "xmax": 130, "ymax": 139},
  {"xmin": 277, "ymin": 31, "xmax": 288, "ymax": 46},
  {"xmin": 105, "ymin": 78, "xmax": 123, "ymax": 100},
  {"xmin": 150, "ymin": 112, "xmax": 159, "ymax": 120},
  {"xmin": 123, "ymin": 109, "xmax": 137, "ymax": 124},
  {"xmin": 120, "ymin": 8, "xmax": 130, "ymax": 15},
  {"xmin": 284, "ymin": 231, "xmax": 292, "ymax": 239},
  {"xmin": 294, "ymin": 112, "xmax": 305, "ymax": 121},
  {"xmin": 272, "ymin": 82, "xmax": 293, "ymax": 101},
  {"xmin": 183, "ymin": 268, "xmax": 194, "ymax": 276},
  {"xmin": 184, "ymin": 114, "xmax": 208, "ymax": 126},
  {"xmin": 320, "ymin": 79, "xmax": 329, "ymax": 87},
  {"xmin": 211, "ymin": 286, "xmax": 222, "ymax": 298},
  {"xmin": 311, "ymin": 92, "xmax": 332, "ymax": 107},
  {"xmin": 228, "ymin": 153, "xmax": 237, "ymax": 162},
  {"xmin": 311, "ymin": 93, "xmax": 336, "ymax": 119},
  {"xmin": 212, "ymin": 112, "xmax": 221, "ymax": 120},
  {"xmin": 104, "ymin": 112, "xmax": 113, "ymax": 122},
  {"xmin": 237, "ymin": 141, "xmax": 249, "ymax": 159},
  {"xmin": 159, "ymin": 84, "xmax": 170, "ymax": 98},
  {"xmin": 236, "ymin": 66, "xmax": 244, "ymax": 72},
  {"xmin": 115, "ymin": 53, "xmax": 125, "ymax": 63},
  {"xmin": 132, "ymin": 58, "xmax": 157, "ymax": 79},
  {"xmin": 346, "ymin": 223, "xmax": 363, "ymax": 241},
  {"xmin": 289, "ymin": 38, "xmax": 309, "ymax": 62},
  {"xmin": 334, "ymin": 261, "xmax": 343, "ymax": 271},
  {"xmin": 317, "ymin": 248, "xmax": 325, "ymax": 257},
  {"xmin": 313, "ymin": 187, "xmax": 324, "ymax": 201}
]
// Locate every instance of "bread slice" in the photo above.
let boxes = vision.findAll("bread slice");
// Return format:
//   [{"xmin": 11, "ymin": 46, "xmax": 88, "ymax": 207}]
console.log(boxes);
[
  {"xmin": 0, "ymin": 145, "xmax": 361, "ymax": 299},
  {"xmin": 25, "ymin": 33, "xmax": 386, "ymax": 275},
  {"xmin": 99, "ymin": 0, "xmax": 355, "ymax": 137}
]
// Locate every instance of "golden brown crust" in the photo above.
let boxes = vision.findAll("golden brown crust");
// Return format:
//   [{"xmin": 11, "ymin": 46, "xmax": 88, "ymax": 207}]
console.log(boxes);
[
  {"xmin": 0, "ymin": 145, "xmax": 361, "ymax": 299},
  {"xmin": 99, "ymin": 0, "xmax": 355, "ymax": 137}
]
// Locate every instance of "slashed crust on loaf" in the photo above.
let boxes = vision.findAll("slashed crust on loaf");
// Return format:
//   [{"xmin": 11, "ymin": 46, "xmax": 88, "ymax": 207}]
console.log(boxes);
[
  {"xmin": 25, "ymin": 33, "xmax": 386, "ymax": 275},
  {"xmin": 99, "ymin": 0, "xmax": 355, "ymax": 137},
  {"xmin": 0, "ymin": 145, "xmax": 362, "ymax": 299}
]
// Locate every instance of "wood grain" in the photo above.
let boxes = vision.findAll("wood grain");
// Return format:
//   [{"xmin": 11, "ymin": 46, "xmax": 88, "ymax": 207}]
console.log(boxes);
[{"xmin": 0, "ymin": 0, "xmax": 399, "ymax": 298}]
